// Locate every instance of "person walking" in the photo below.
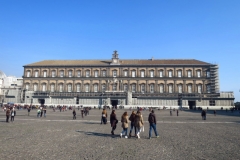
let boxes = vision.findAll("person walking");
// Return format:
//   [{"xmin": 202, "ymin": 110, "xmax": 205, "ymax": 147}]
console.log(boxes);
[
  {"xmin": 214, "ymin": 110, "xmax": 216, "ymax": 116},
  {"xmin": 10, "ymin": 108, "xmax": 16, "ymax": 122},
  {"xmin": 101, "ymin": 109, "xmax": 107, "ymax": 124},
  {"xmin": 120, "ymin": 112, "xmax": 129, "ymax": 138},
  {"xmin": 43, "ymin": 108, "xmax": 47, "ymax": 117},
  {"xmin": 177, "ymin": 109, "xmax": 179, "ymax": 116},
  {"xmin": 148, "ymin": 110, "xmax": 159, "ymax": 139},
  {"xmin": 81, "ymin": 108, "xmax": 84, "ymax": 118},
  {"xmin": 128, "ymin": 111, "xmax": 137, "ymax": 138},
  {"xmin": 37, "ymin": 109, "xmax": 41, "ymax": 117},
  {"xmin": 27, "ymin": 107, "xmax": 31, "ymax": 116},
  {"xmin": 134, "ymin": 111, "xmax": 144, "ymax": 139},
  {"xmin": 201, "ymin": 110, "xmax": 206, "ymax": 120},
  {"xmin": 6, "ymin": 108, "xmax": 10, "ymax": 123},
  {"xmin": 170, "ymin": 109, "xmax": 172, "ymax": 116},
  {"xmin": 73, "ymin": 109, "xmax": 76, "ymax": 119},
  {"xmin": 110, "ymin": 110, "xmax": 118, "ymax": 135}
]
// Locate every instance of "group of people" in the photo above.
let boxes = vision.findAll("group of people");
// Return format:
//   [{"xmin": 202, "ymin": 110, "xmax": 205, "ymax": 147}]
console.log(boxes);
[
  {"xmin": 5, "ymin": 107, "xmax": 16, "ymax": 123},
  {"xmin": 37, "ymin": 106, "xmax": 47, "ymax": 118},
  {"xmin": 101, "ymin": 109, "xmax": 159, "ymax": 139},
  {"xmin": 72, "ymin": 107, "xmax": 90, "ymax": 119}
]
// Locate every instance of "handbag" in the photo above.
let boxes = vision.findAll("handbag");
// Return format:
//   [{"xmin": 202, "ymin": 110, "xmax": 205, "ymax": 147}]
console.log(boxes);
[{"xmin": 142, "ymin": 126, "xmax": 144, "ymax": 132}]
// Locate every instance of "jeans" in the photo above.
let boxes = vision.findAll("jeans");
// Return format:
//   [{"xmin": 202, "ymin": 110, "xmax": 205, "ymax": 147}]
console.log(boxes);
[
  {"xmin": 121, "ymin": 128, "xmax": 128, "ymax": 136},
  {"xmin": 44, "ymin": 112, "xmax": 46, "ymax": 117},
  {"xmin": 149, "ymin": 123, "xmax": 158, "ymax": 138},
  {"xmin": 129, "ymin": 122, "xmax": 136, "ymax": 135}
]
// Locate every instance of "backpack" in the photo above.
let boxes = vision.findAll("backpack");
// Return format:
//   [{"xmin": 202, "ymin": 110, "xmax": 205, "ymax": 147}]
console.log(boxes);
[{"xmin": 149, "ymin": 113, "xmax": 155, "ymax": 123}]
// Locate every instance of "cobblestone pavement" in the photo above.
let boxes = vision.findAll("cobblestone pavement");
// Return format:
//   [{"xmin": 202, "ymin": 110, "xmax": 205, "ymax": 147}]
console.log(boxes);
[{"xmin": 0, "ymin": 109, "xmax": 240, "ymax": 160}]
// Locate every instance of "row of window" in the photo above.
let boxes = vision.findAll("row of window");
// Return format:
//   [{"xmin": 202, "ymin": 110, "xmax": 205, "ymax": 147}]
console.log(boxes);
[
  {"xmin": 26, "ymin": 70, "xmax": 212, "ymax": 78},
  {"xmin": 26, "ymin": 84, "xmax": 211, "ymax": 93}
]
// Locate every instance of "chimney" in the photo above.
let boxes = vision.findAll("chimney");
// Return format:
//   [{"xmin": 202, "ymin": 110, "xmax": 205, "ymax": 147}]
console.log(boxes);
[{"xmin": 151, "ymin": 57, "xmax": 154, "ymax": 61}]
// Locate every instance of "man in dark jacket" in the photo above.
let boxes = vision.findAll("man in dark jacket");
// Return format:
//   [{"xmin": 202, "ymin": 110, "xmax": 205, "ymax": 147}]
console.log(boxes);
[
  {"xmin": 148, "ymin": 110, "xmax": 159, "ymax": 139},
  {"xmin": 6, "ymin": 108, "xmax": 10, "ymax": 123}
]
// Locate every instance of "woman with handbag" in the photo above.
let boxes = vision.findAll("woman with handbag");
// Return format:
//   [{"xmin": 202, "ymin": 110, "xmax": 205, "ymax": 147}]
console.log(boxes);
[
  {"xmin": 110, "ymin": 110, "xmax": 118, "ymax": 135},
  {"xmin": 101, "ymin": 109, "xmax": 107, "ymax": 124},
  {"xmin": 134, "ymin": 110, "xmax": 144, "ymax": 139},
  {"xmin": 120, "ymin": 112, "xmax": 129, "ymax": 138}
]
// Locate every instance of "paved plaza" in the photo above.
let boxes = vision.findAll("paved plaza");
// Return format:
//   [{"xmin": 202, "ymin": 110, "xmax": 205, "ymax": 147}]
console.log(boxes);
[{"xmin": 0, "ymin": 108, "xmax": 240, "ymax": 160}]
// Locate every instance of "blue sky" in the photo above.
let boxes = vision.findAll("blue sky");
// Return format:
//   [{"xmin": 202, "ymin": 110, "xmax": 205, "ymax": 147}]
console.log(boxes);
[{"xmin": 0, "ymin": 0, "xmax": 240, "ymax": 101}]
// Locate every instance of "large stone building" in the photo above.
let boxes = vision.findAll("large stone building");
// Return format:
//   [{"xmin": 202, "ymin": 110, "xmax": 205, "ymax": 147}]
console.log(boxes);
[{"xmin": 21, "ymin": 51, "xmax": 234, "ymax": 109}]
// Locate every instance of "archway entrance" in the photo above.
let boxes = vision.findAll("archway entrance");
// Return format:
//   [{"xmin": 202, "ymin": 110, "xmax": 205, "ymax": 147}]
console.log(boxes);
[
  {"xmin": 111, "ymin": 100, "xmax": 118, "ymax": 106},
  {"xmin": 188, "ymin": 100, "xmax": 196, "ymax": 109}
]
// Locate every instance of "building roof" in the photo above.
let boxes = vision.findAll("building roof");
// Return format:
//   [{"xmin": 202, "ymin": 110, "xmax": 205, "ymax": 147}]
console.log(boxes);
[{"xmin": 24, "ymin": 59, "xmax": 211, "ymax": 67}]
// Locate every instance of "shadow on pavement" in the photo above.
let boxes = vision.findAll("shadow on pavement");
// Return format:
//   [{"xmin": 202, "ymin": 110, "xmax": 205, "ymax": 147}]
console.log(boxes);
[{"xmin": 76, "ymin": 130, "xmax": 116, "ymax": 138}]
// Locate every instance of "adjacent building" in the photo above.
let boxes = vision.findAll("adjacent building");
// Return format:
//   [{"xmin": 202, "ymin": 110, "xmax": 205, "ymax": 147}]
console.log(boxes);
[{"xmin": 21, "ymin": 51, "xmax": 234, "ymax": 109}]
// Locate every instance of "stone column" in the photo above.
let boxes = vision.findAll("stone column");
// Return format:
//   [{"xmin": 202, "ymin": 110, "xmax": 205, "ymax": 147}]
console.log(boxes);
[
  {"xmin": 137, "ymin": 80, "xmax": 139, "ymax": 93},
  {"xmin": 56, "ymin": 68, "xmax": 59, "ymax": 77},
  {"xmin": 128, "ymin": 80, "xmax": 130, "ymax": 91},
  {"xmin": 146, "ymin": 68, "xmax": 148, "ymax": 77},
  {"xmin": 106, "ymin": 80, "xmax": 109, "ymax": 91},
  {"xmin": 38, "ymin": 80, "xmax": 40, "ymax": 91},
  {"xmin": 81, "ymin": 80, "xmax": 84, "ymax": 91},
  {"xmin": 40, "ymin": 68, "xmax": 42, "ymax": 77},
  {"xmin": 107, "ymin": 68, "xmax": 110, "ymax": 77},
  {"xmin": 164, "ymin": 67, "xmax": 167, "ymax": 77},
  {"xmin": 183, "ymin": 80, "xmax": 186, "ymax": 93},
  {"xmin": 155, "ymin": 80, "xmax": 158, "ymax": 93},
  {"xmin": 174, "ymin": 80, "xmax": 176, "ymax": 93},
  {"xmin": 193, "ymin": 80, "xmax": 196, "ymax": 93},
  {"xmin": 164, "ymin": 80, "xmax": 167, "ymax": 93},
  {"xmin": 202, "ymin": 80, "xmax": 205, "ymax": 93},
  {"xmin": 47, "ymin": 80, "xmax": 50, "ymax": 91},
  {"xmin": 99, "ymin": 80, "xmax": 102, "ymax": 92},
  {"xmin": 82, "ymin": 68, "xmax": 85, "ymax": 77},
  {"xmin": 137, "ymin": 68, "xmax": 139, "ymax": 77},
  {"xmin": 90, "ymin": 80, "xmax": 93, "ymax": 92},
  {"xmin": 64, "ymin": 80, "xmax": 66, "ymax": 92},
  {"xmin": 55, "ymin": 80, "xmax": 58, "ymax": 92},
  {"xmin": 128, "ymin": 67, "xmax": 130, "ymax": 77},
  {"xmin": 146, "ymin": 80, "xmax": 149, "ymax": 93},
  {"xmin": 73, "ymin": 80, "xmax": 75, "ymax": 92},
  {"xmin": 174, "ymin": 67, "xmax": 176, "ymax": 78},
  {"xmin": 182, "ymin": 67, "xmax": 185, "ymax": 77}
]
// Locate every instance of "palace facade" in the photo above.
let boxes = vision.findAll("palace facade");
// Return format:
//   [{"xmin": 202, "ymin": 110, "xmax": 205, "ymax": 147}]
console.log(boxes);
[{"xmin": 21, "ymin": 51, "xmax": 234, "ymax": 109}]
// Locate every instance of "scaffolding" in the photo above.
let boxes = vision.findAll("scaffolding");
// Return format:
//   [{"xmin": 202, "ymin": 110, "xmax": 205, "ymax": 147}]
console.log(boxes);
[{"xmin": 209, "ymin": 65, "xmax": 219, "ymax": 93}]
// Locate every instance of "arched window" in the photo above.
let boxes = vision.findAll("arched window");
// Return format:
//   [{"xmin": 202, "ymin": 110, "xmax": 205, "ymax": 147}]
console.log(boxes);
[
  {"xmin": 168, "ymin": 84, "xmax": 173, "ymax": 93},
  {"xmin": 94, "ymin": 84, "xmax": 98, "ymax": 92},
  {"xmin": 178, "ymin": 84, "xmax": 182, "ymax": 93},
  {"xmin": 76, "ymin": 84, "xmax": 81, "ymax": 92},
  {"xmin": 197, "ymin": 85, "xmax": 202, "ymax": 93},
  {"xmin": 188, "ymin": 84, "xmax": 192, "ymax": 93},
  {"xmin": 51, "ymin": 84, "xmax": 55, "ymax": 92},
  {"xmin": 85, "ymin": 84, "xmax": 89, "ymax": 92},
  {"xmin": 150, "ymin": 84, "xmax": 154, "ymax": 93},
  {"xmin": 131, "ymin": 84, "xmax": 136, "ymax": 92},
  {"xmin": 124, "ymin": 84, "xmax": 128, "ymax": 91},
  {"xmin": 102, "ymin": 84, "xmax": 106, "ymax": 91},
  {"xmin": 141, "ymin": 84, "xmax": 145, "ymax": 92},
  {"xmin": 159, "ymin": 84, "xmax": 164, "ymax": 93},
  {"xmin": 42, "ymin": 84, "xmax": 46, "ymax": 91},
  {"xmin": 59, "ymin": 84, "xmax": 63, "ymax": 92},
  {"xmin": 34, "ymin": 84, "xmax": 38, "ymax": 91}
]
